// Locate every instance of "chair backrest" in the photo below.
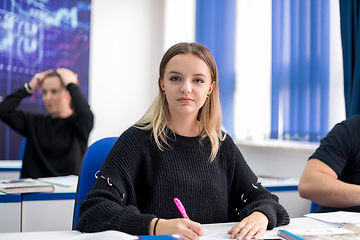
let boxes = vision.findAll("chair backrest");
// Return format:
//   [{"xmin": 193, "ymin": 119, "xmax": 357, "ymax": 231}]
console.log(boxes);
[
  {"xmin": 18, "ymin": 137, "xmax": 27, "ymax": 160},
  {"xmin": 310, "ymin": 201, "xmax": 319, "ymax": 213},
  {"xmin": 72, "ymin": 137, "xmax": 118, "ymax": 230},
  {"xmin": 18, "ymin": 137, "xmax": 27, "ymax": 178}
]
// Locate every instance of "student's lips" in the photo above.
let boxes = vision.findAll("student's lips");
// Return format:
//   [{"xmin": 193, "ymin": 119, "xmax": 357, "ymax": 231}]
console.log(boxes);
[{"xmin": 177, "ymin": 97, "xmax": 193, "ymax": 103}]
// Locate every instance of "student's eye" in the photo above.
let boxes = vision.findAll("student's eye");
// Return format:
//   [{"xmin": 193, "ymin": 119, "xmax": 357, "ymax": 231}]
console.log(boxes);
[
  {"xmin": 170, "ymin": 76, "xmax": 181, "ymax": 82},
  {"xmin": 194, "ymin": 78, "xmax": 204, "ymax": 83},
  {"xmin": 42, "ymin": 90, "xmax": 46, "ymax": 95},
  {"xmin": 52, "ymin": 89, "xmax": 58, "ymax": 94}
]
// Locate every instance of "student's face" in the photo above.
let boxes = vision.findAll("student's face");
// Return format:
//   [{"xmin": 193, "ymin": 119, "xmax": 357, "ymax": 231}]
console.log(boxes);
[
  {"xmin": 160, "ymin": 54, "xmax": 214, "ymax": 118},
  {"xmin": 42, "ymin": 76, "xmax": 71, "ymax": 117}
]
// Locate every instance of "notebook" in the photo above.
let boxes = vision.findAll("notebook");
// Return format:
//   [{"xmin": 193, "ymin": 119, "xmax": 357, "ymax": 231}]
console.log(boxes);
[{"xmin": 0, "ymin": 179, "xmax": 55, "ymax": 194}]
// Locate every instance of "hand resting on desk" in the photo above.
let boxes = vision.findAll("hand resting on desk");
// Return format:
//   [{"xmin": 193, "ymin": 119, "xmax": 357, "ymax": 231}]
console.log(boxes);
[{"xmin": 228, "ymin": 212, "xmax": 269, "ymax": 240}]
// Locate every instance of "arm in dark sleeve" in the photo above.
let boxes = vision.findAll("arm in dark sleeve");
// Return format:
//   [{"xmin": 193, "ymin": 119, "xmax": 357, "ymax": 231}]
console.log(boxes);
[
  {"xmin": 66, "ymin": 83, "xmax": 94, "ymax": 140},
  {"xmin": 229, "ymin": 139, "xmax": 290, "ymax": 229},
  {"xmin": 0, "ymin": 87, "xmax": 30, "ymax": 136},
  {"xmin": 238, "ymin": 183, "xmax": 290, "ymax": 229},
  {"xmin": 76, "ymin": 128, "xmax": 155, "ymax": 235},
  {"xmin": 310, "ymin": 120, "xmax": 355, "ymax": 177}
]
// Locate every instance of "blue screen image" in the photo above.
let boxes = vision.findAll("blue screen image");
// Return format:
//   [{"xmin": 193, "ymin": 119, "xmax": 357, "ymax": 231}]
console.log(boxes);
[{"xmin": 0, "ymin": 0, "xmax": 92, "ymax": 160}]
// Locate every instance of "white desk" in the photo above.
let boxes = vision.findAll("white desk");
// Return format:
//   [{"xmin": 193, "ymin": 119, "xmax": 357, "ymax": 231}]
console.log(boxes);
[
  {"xmin": 0, "ymin": 217, "xmax": 345, "ymax": 239},
  {"xmin": 0, "ymin": 175, "xmax": 78, "ymax": 233},
  {"xmin": 202, "ymin": 217, "xmax": 343, "ymax": 239},
  {"xmin": 0, "ymin": 230, "xmax": 81, "ymax": 240},
  {"xmin": 21, "ymin": 177, "xmax": 78, "ymax": 232},
  {"xmin": 0, "ymin": 193, "xmax": 21, "ymax": 233},
  {"xmin": 0, "ymin": 160, "xmax": 22, "ymax": 180}
]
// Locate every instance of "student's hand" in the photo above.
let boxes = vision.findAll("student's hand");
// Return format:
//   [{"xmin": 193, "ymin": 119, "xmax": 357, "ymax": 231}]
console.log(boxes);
[
  {"xmin": 228, "ymin": 211, "xmax": 269, "ymax": 240},
  {"xmin": 56, "ymin": 68, "xmax": 78, "ymax": 86},
  {"xmin": 150, "ymin": 218, "xmax": 204, "ymax": 240},
  {"xmin": 28, "ymin": 69, "xmax": 54, "ymax": 90}
]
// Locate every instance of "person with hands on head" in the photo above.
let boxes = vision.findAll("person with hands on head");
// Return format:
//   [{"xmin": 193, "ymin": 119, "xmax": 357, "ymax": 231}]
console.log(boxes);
[
  {"xmin": 0, "ymin": 68, "xmax": 94, "ymax": 179},
  {"xmin": 76, "ymin": 42, "xmax": 289, "ymax": 240}
]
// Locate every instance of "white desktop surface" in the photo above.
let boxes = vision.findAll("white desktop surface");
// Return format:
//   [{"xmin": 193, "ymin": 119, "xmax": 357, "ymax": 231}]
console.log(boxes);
[
  {"xmin": 202, "ymin": 217, "xmax": 338, "ymax": 239},
  {"xmin": 0, "ymin": 217, "xmax": 342, "ymax": 240},
  {"xmin": 0, "ymin": 230, "xmax": 81, "ymax": 240},
  {"xmin": 0, "ymin": 160, "xmax": 22, "ymax": 168},
  {"xmin": 0, "ymin": 160, "xmax": 22, "ymax": 180}
]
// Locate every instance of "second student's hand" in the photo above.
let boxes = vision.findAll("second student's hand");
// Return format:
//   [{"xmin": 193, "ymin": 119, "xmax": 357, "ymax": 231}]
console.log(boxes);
[
  {"xmin": 28, "ymin": 69, "xmax": 54, "ymax": 90},
  {"xmin": 56, "ymin": 68, "xmax": 79, "ymax": 86},
  {"xmin": 150, "ymin": 218, "xmax": 204, "ymax": 240},
  {"xmin": 228, "ymin": 211, "xmax": 269, "ymax": 240}
]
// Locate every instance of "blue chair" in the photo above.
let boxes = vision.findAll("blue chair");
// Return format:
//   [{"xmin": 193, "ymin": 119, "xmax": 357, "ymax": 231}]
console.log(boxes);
[
  {"xmin": 18, "ymin": 137, "xmax": 27, "ymax": 178},
  {"xmin": 18, "ymin": 137, "xmax": 27, "ymax": 160},
  {"xmin": 72, "ymin": 137, "xmax": 118, "ymax": 230},
  {"xmin": 310, "ymin": 202, "xmax": 318, "ymax": 213}
]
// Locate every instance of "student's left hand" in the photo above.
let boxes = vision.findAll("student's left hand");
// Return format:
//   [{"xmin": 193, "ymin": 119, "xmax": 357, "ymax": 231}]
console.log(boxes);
[{"xmin": 228, "ymin": 211, "xmax": 269, "ymax": 240}]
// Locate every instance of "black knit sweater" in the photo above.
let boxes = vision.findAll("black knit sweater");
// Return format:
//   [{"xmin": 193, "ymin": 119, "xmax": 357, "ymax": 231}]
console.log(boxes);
[
  {"xmin": 0, "ymin": 83, "xmax": 94, "ymax": 178},
  {"xmin": 76, "ymin": 127, "xmax": 289, "ymax": 234}
]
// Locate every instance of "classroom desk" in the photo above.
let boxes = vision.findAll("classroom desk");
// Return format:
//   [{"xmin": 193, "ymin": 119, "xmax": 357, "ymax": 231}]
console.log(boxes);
[
  {"xmin": 21, "ymin": 177, "xmax": 78, "ymax": 232},
  {"xmin": 21, "ymin": 185, "xmax": 77, "ymax": 232},
  {"xmin": 0, "ymin": 175, "xmax": 78, "ymax": 233},
  {"xmin": 0, "ymin": 217, "xmax": 344, "ymax": 240},
  {"xmin": 0, "ymin": 193, "xmax": 21, "ymax": 233},
  {"xmin": 0, "ymin": 160, "xmax": 22, "ymax": 180},
  {"xmin": 202, "ymin": 217, "xmax": 339, "ymax": 239},
  {"xmin": 0, "ymin": 230, "xmax": 81, "ymax": 240}
]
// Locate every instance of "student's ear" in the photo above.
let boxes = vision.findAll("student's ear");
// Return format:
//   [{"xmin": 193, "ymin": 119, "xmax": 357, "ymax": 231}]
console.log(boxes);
[
  {"xmin": 159, "ymin": 78, "xmax": 165, "ymax": 92},
  {"xmin": 208, "ymin": 81, "xmax": 215, "ymax": 95}
]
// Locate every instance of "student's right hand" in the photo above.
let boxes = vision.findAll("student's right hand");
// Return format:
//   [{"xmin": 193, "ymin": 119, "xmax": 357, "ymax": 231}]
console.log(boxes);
[
  {"xmin": 28, "ymin": 69, "xmax": 54, "ymax": 90},
  {"xmin": 150, "ymin": 218, "xmax": 204, "ymax": 240}
]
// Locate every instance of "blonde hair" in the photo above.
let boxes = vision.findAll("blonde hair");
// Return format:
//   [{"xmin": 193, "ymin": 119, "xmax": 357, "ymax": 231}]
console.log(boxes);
[{"xmin": 134, "ymin": 42, "xmax": 225, "ymax": 162}]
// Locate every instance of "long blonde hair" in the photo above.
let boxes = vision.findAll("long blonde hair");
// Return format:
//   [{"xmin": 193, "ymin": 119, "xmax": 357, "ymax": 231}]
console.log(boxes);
[{"xmin": 134, "ymin": 42, "xmax": 225, "ymax": 162}]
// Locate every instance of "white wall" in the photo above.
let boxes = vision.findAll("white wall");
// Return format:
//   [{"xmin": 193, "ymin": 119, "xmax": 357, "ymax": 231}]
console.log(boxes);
[
  {"xmin": 89, "ymin": 0, "xmax": 196, "ymax": 144},
  {"xmin": 89, "ymin": 0, "xmax": 164, "ymax": 143},
  {"xmin": 235, "ymin": 0, "xmax": 272, "ymax": 141}
]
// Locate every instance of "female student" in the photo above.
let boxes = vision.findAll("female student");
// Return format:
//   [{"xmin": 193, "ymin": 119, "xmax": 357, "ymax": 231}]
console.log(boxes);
[
  {"xmin": 76, "ymin": 43, "xmax": 289, "ymax": 240},
  {"xmin": 0, "ymin": 68, "xmax": 94, "ymax": 178}
]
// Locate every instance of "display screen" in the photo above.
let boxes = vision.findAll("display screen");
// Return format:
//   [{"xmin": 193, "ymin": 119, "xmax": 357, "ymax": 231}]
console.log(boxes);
[{"xmin": 0, "ymin": 0, "xmax": 91, "ymax": 160}]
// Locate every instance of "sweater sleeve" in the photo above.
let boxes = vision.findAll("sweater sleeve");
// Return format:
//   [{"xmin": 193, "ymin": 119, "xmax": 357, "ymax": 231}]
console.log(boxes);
[
  {"xmin": 76, "ymin": 128, "xmax": 156, "ymax": 235},
  {"xmin": 66, "ymin": 83, "xmax": 94, "ymax": 141},
  {"xmin": 227, "ymin": 137, "xmax": 290, "ymax": 229},
  {"xmin": 0, "ymin": 87, "xmax": 30, "ymax": 136}
]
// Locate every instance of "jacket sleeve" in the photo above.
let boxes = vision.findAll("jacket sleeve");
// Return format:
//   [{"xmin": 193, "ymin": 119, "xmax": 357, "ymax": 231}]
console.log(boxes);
[
  {"xmin": 76, "ymin": 128, "xmax": 156, "ymax": 235},
  {"xmin": 228, "ymin": 137, "xmax": 290, "ymax": 229},
  {"xmin": 66, "ymin": 83, "xmax": 94, "ymax": 141},
  {"xmin": 0, "ymin": 87, "xmax": 30, "ymax": 136}
]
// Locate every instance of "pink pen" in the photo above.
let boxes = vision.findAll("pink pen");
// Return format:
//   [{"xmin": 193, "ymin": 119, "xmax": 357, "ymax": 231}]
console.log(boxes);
[
  {"xmin": 173, "ymin": 198, "xmax": 199, "ymax": 235},
  {"xmin": 173, "ymin": 197, "xmax": 190, "ymax": 219}
]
